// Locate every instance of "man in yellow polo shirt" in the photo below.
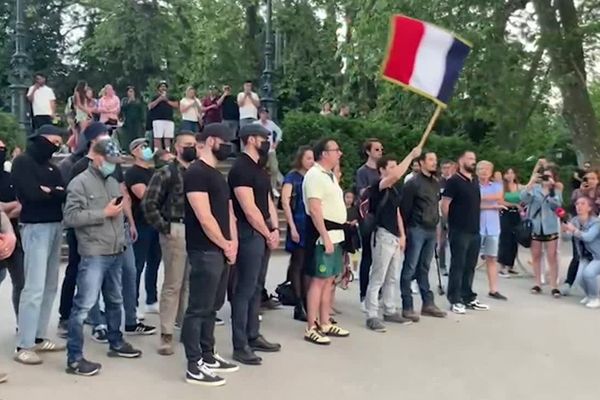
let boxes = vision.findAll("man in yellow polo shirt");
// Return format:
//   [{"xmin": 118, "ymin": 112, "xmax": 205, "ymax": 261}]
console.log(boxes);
[{"xmin": 302, "ymin": 138, "xmax": 350, "ymax": 345}]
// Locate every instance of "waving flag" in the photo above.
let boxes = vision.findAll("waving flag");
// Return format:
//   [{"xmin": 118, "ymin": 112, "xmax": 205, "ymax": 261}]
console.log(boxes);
[{"xmin": 381, "ymin": 15, "xmax": 471, "ymax": 107}]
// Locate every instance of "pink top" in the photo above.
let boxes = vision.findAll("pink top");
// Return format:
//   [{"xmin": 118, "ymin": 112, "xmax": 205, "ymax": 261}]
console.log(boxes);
[{"xmin": 98, "ymin": 95, "xmax": 121, "ymax": 123}]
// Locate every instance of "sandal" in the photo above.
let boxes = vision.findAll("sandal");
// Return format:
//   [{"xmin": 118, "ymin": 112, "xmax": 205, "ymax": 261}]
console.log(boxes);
[
  {"xmin": 551, "ymin": 289, "xmax": 562, "ymax": 298},
  {"xmin": 530, "ymin": 286, "xmax": 542, "ymax": 294}
]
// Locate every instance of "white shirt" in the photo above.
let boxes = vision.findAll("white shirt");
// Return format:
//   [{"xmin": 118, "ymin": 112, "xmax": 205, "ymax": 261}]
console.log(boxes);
[
  {"xmin": 27, "ymin": 85, "xmax": 56, "ymax": 116},
  {"xmin": 237, "ymin": 92, "xmax": 260, "ymax": 120},
  {"xmin": 179, "ymin": 98, "xmax": 200, "ymax": 122},
  {"xmin": 404, "ymin": 172, "xmax": 415, "ymax": 183},
  {"xmin": 257, "ymin": 119, "xmax": 282, "ymax": 151}
]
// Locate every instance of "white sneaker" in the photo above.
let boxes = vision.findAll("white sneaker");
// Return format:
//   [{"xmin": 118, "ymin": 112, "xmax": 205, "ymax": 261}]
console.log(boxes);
[
  {"xmin": 580, "ymin": 297, "xmax": 589, "ymax": 305},
  {"xmin": 146, "ymin": 303, "xmax": 159, "ymax": 314},
  {"xmin": 360, "ymin": 300, "xmax": 367, "ymax": 314},
  {"xmin": 466, "ymin": 299, "xmax": 490, "ymax": 311},
  {"xmin": 585, "ymin": 298, "xmax": 600, "ymax": 309},
  {"xmin": 451, "ymin": 303, "xmax": 466, "ymax": 314}
]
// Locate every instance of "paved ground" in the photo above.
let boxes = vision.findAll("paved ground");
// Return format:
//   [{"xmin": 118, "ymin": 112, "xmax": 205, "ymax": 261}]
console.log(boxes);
[{"xmin": 0, "ymin": 244, "xmax": 598, "ymax": 400}]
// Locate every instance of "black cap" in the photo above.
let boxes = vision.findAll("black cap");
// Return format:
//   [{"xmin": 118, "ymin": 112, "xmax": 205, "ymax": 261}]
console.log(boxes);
[
  {"xmin": 157, "ymin": 80, "xmax": 168, "ymax": 89},
  {"xmin": 84, "ymin": 122, "xmax": 109, "ymax": 142},
  {"xmin": 197, "ymin": 123, "xmax": 234, "ymax": 142},
  {"xmin": 92, "ymin": 139, "xmax": 123, "ymax": 163},
  {"xmin": 239, "ymin": 123, "xmax": 270, "ymax": 139},
  {"xmin": 33, "ymin": 124, "xmax": 65, "ymax": 138}
]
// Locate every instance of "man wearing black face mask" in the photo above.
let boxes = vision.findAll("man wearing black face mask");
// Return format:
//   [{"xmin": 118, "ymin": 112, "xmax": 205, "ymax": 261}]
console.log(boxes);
[
  {"xmin": 11, "ymin": 125, "xmax": 67, "ymax": 364},
  {"xmin": 142, "ymin": 130, "xmax": 197, "ymax": 356},
  {"xmin": 228, "ymin": 124, "xmax": 281, "ymax": 366},
  {"xmin": 181, "ymin": 123, "xmax": 238, "ymax": 385}
]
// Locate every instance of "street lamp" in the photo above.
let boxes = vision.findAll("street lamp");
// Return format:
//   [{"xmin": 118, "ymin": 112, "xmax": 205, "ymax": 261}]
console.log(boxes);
[
  {"xmin": 260, "ymin": 0, "xmax": 276, "ymax": 120},
  {"xmin": 10, "ymin": 0, "xmax": 30, "ymax": 132}
]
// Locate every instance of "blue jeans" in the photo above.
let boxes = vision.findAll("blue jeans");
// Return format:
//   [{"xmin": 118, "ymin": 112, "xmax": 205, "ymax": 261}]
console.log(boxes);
[
  {"xmin": 17, "ymin": 222, "xmax": 63, "ymax": 349},
  {"xmin": 134, "ymin": 225, "xmax": 162, "ymax": 305},
  {"xmin": 577, "ymin": 259, "xmax": 600, "ymax": 298},
  {"xmin": 89, "ymin": 225, "xmax": 138, "ymax": 328},
  {"xmin": 180, "ymin": 120, "xmax": 199, "ymax": 133},
  {"xmin": 400, "ymin": 226, "xmax": 436, "ymax": 310},
  {"xmin": 67, "ymin": 254, "xmax": 125, "ymax": 363}
]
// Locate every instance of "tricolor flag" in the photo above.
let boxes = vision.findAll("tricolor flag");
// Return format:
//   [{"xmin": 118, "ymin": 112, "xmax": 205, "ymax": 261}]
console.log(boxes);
[{"xmin": 381, "ymin": 15, "xmax": 471, "ymax": 107}]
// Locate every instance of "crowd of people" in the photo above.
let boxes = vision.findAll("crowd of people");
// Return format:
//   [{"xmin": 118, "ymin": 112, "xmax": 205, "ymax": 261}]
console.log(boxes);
[{"xmin": 0, "ymin": 74, "xmax": 599, "ymax": 387}]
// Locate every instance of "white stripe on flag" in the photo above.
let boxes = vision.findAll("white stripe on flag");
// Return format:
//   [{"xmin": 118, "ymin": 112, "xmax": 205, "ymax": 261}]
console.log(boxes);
[{"xmin": 408, "ymin": 23, "xmax": 454, "ymax": 99}]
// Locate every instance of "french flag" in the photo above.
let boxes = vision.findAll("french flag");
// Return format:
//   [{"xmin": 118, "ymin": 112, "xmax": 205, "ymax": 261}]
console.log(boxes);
[{"xmin": 382, "ymin": 15, "xmax": 471, "ymax": 106}]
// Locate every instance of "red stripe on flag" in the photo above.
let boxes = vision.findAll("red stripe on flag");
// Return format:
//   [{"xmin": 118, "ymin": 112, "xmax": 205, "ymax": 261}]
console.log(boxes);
[{"xmin": 382, "ymin": 15, "xmax": 426, "ymax": 85}]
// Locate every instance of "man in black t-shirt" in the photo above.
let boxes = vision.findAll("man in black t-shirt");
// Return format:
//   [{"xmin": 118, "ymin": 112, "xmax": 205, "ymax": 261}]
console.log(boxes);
[
  {"xmin": 363, "ymin": 149, "xmax": 420, "ymax": 333},
  {"xmin": 228, "ymin": 124, "xmax": 281, "ymax": 365},
  {"xmin": 181, "ymin": 123, "xmax": 238, "ymax": 386},
  {"xmin": 125, "ymin": 138, "xmax": 162, "ymax": 315},
  {"xmin": 148, "ymin": 81, "xmax": 179, "ymax": 151},
  {"xmin": 221, "ymin": 85, "xmax": 240, "ymax": 150},
  {"xmin": 441, "ymin": 151, "xmax": 489, "ymax": 314}
]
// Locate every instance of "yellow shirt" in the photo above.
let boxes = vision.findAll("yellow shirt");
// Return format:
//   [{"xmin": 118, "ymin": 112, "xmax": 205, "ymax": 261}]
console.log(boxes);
[{"xmin": 302, "ymin": 163, "xmax": 346, "ymax": 244}]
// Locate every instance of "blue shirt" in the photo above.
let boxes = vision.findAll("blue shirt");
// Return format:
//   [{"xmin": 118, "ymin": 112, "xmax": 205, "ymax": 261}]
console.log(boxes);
[{"xmin": 480, "ymin": 181, "xmax": 502, "ymax": 236}]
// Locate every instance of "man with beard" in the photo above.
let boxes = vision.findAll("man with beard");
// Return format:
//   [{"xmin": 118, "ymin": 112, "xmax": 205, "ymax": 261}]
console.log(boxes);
[
  {"xmin": 441, "ymin": 151, "xmax": 489, "ymax": 314},
  {"xmin": 142, "ymin": 131, "xmax": 198, "ymax": 356},
  {"xmin": 229, "ymin": 124, "xmax": 281, "ymax": 365},
  {"xmin": 400, "ymin": 151, "xmax": 447, "ymax": 323},
  {"xmin": 12, "ymin": 125, "xmax": 66, "ymax": 364},
  {"xmin": 181, "ymin": 123, "xmax": 239, "ymax": 385}
]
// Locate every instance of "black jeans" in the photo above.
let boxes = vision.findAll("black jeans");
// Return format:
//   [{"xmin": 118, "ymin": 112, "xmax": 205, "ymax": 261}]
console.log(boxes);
[
  {"xmin": 59, "ymin": 228, "xmax": 80, "ymax": 321},
  {"xmin": 182, "ymin": 249, "xmax": 229, "ymax": 363},
  {"xmin": 231, "ymin": 223, "xmax": 270, "ymax": 350},
  {"xmin": 286, "ymin": 248, "xmax": 306, "ymax": 304},
  {"xmin": 0, "ymin": 242, "xmax": 25, "ymax": 318},
  {"xmin": 565, "ymin": 238, "xmax": 580, "ymax": 286},
  {"xmin": 447, "ymin": 230, "xmax": 480, "ymax": 305},
  {"xmin": 497, "ymin": 208, "xmax": 520, "ymax": 268},
  {"xmin": 359, "ymin": 229, "xmax": 373, "ymax": 300},
  {"xmin": 134, "ymin": 225, "xmax": 162, "ymax": 305}
]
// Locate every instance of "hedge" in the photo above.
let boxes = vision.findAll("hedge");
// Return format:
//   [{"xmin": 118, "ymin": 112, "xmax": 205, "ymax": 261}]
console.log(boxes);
[{"xmin": 0, "ymin": 112, "xmax": 26, "ymax": 152}]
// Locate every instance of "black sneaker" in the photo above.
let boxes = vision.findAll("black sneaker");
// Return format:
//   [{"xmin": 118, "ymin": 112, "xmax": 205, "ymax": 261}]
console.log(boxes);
[
  {"xmin": 91, "ymin": 328, "xmax": 108, "ymax": 344},
  {"xmin": 203, "ymin": 353, "xmax": 240, "ymax": 373},
  {"xmin": 488, "ymin": 292, "xmax": 508, "ymax": 301},
  {"xmin": 466, "ymin": 299, "xmax": 490, "ymax": 311},
  {"xmin": 125, "ymin": 322, "xmax": 157, "ymax": 336},
  {"xmin": 108, "ymin": 342, "xmax": 142, "ymax": 358},
  {"xmin": 66, "ymin": 358, "xmax": 102, "ymax": 376},
  {"xmin": 186, "ymin": 361, "xmax": 226, "ymax": 386}
]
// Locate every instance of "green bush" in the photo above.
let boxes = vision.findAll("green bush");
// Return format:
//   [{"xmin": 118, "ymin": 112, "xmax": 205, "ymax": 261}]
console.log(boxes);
[{"xmin": 0, "ymin": 112, "xmax": 26, "ymax": 151}]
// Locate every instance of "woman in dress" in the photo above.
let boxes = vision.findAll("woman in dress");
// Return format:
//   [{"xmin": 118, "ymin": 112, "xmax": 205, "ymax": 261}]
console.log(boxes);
[
  {"xmin": 498, "ymin": 168, "xmax": 523, "ymax": 277},
  {"xmin": 73, "ymin": 81, "xmax": 92, "ymax": 134},
  {"xmin": 281, "ymin": 146, "xmax": 314, "ymax": 321}
]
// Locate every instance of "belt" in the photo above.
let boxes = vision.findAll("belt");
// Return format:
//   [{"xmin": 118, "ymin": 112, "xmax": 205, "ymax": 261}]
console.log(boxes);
[{"xmin": 170, "ymin": 218, "xmax": 184, "ymax": 223}]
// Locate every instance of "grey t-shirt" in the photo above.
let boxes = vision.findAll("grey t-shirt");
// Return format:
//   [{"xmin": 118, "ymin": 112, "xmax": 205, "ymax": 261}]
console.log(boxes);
[{"xmin": 356, "ymin": 164, "xmax": 380, "ymax": 197}]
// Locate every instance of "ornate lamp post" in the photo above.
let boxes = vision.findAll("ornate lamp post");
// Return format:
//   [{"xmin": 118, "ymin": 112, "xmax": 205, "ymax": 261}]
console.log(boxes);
[
  {"xmin": 10, "ymin": 0, "xmax": 30, "ymax": 132},
  {"xmin": 260, "ymin": 0, "xmax": 277, "ymax": 120}
]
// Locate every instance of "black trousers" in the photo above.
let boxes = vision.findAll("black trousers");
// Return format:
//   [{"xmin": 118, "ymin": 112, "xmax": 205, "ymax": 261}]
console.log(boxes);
[
  {"xmin": 497, "ymin": 208, "xmax": 520, "ymax": 268},
  {"xmin": 358, "ymin": 229, "xmax": 372, "ymax": 300},
  {"xmin": 447, "ymin": 230, "xmax": 480, "ymax": 305},
  {"xmin": 59, "ymin": 228, "xmax": 80, "ymax": 321},
  {"xmin": 286, "ymin": 248, "xmax": 306, "ymax": 303},
  {"xmin": 231, "ymin": 223, "xmax": 270, "ymax": 350},
  {"xmin": 0, "ymin": 242, "xmax": 25, "ymax": 317},
  {"xmin": 565, "ymin": 238, "xmax": 580, "ymax": 286},
  {"xmin": 32, "ymin": 115, "xmax": 53, "ymax": 130},
  {"xmin": 182, "ymin": 249, "xmax": 229, "ymax": 363}
]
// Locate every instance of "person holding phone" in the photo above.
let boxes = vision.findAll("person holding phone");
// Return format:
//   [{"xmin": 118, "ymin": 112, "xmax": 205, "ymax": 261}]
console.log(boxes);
[
  {"xmin": 182, "ymin": 123, "xmax": 238, "ymax": 385},
  {"xmin": 64, "ymin": 139, "xmax": 142, "ymax": 376}
]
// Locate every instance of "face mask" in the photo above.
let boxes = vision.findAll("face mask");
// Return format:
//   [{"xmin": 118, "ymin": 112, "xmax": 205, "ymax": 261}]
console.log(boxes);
[
  {"xmin": 0, "ymin": 148, "xmax": 6, "ymax": 166},
  {"xmin": 181, "ymin": 146, "xmax": 197, "ymax": 162},
  {"xmin": 31, "ymin": 136, "xmax": 59, "ymax": 162},
  {"xmin": 100, "ymin": 161, "xmax": 116, "ymax": 177},
  {"xmin": 141, "ymin": 147, "xmax": 153, "ymax": 161},
  {"xmin": 213, "ymin": 143, "xmax": 232, "ymax": 161}
]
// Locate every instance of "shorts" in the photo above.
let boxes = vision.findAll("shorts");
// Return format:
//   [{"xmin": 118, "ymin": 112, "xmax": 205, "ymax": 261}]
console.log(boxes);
[
  {"xmin": 311, "ymin": 244, "xmax": 343, "ymax": 278},
  {"xmin": 152, "ymin": 120, "xmax": 175, "ymax": 139},
  {"xmin": 480, "ymin": 235, "xmax": 499, "ymax": 257},
  {"xmin": 180, "ymin": 120, "xmax": 199, "ymax": 133},
  {"xmin": 532, "ymin": 233, "xmax": 559, "ymax": 242}
]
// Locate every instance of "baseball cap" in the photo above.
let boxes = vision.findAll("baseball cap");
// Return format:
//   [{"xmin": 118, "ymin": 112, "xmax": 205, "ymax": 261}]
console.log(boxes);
[
  {"xmin": 92, "ymin": 139, "xmax": 123, "ymax": 163},
  {"xmin": 239, "ymin": 123, "xmax": 270, "ymax": 139},
  {"xmin": 157, "ymin": 80, "xmax": 168, "ymax": 89},
  {"xmin": 197, "ymin": 123, "xmax": 234, "ymax": 142},
  {"xmin": 33, "ymin": 124, "xmax": 65, "ymax": 138},
  {"xmin": 83, "ymin": 122, "xmax": 109, "ymax": 142},
  {"xmin": 129, "ymin": 138, "xmax": 149, "ymax": 152}
]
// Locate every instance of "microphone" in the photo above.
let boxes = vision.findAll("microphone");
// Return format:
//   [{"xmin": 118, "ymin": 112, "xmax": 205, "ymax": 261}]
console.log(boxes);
[{"xmin": 555, "ymin": 207, "xmax": 569, "ymax": 223}]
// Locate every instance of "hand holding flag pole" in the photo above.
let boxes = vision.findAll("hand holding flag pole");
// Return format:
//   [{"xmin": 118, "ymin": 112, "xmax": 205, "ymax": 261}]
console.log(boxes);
[{"xmin": 381, "ymin": 15, "xmax": 471, "ymax": 148}]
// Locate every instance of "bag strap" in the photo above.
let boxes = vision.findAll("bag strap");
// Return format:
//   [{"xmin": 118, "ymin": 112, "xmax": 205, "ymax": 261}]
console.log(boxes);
[{"xmin": 529, "ymin": 194, "xmax": 548, "ymax": 220}]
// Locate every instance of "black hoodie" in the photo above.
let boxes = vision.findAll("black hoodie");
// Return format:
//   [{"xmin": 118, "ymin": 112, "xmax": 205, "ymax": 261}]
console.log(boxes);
[{"xmin": 11, "ymin": 136, "xmax": 66, "ymax": 223}]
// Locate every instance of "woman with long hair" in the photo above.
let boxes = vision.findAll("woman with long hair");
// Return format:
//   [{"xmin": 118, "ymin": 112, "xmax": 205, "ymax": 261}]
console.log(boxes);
[
  {"xmin": 73, "ymin": 80, "xmax": 91, "ymax": 133},
  {"xmin": 521, "ymin": 160, "xmax": 563, "ymax": 297},
  {"xmin": 562, "ymin": 196, "xmax": 600, "ymax": 308},
  {"xmin": 97, "ymin": 84, "xmax": 121, "ymax": 126},
  {"xmin": 498, "ymin": 168, "xmax": 523, "ymax": 277},
  {"xmin": 120, "ymin": 86, "xmax": 145, "ymax": 151},
  {"xmin": 179, "ymin": 86, "xmax": 202, "ymax": 133},
  {"xmin": 281, "ymin": 146, "xmax": 314, "ymax": 321}
]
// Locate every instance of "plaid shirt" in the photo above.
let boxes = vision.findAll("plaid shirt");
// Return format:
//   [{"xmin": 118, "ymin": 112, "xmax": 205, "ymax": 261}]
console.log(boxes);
[{"xmin": 141, "ymin": 159, "xmax": 186, "ymax": 234}]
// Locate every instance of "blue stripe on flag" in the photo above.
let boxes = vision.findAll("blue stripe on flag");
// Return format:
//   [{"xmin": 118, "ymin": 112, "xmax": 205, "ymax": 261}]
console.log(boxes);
[{"xmin": 437, "ymin": 39, "xmax": 471, "ymax": 104}]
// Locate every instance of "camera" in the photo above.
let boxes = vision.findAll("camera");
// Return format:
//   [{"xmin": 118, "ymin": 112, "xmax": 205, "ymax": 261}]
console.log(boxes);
[{"xmin": 541, "ymin": 175, "xmax": 550, "ymax": 182}]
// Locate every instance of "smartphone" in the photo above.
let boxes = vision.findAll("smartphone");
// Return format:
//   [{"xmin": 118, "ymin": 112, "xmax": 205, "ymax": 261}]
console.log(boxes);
[{"xmin": 114, "ymin": 196, "xmax": 124, "ymax": 205}]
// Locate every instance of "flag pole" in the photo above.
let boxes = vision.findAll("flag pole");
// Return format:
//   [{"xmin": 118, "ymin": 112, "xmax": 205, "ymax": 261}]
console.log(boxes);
[{"xmin": 418, "ymin": 104, "xmax": 443, "ymax": 148}]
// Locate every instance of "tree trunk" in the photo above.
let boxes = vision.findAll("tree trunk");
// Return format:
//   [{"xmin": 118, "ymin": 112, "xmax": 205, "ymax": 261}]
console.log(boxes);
[{"xmin": 533, "ymin": 0, "xmax": 600, "ymax": 164}]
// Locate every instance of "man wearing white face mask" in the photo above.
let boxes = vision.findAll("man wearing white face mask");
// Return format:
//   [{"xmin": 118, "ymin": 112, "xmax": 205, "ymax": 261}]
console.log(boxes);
[{"xmin": 126, "ymin": 138, "xmax": 162, "ymax": 315}]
